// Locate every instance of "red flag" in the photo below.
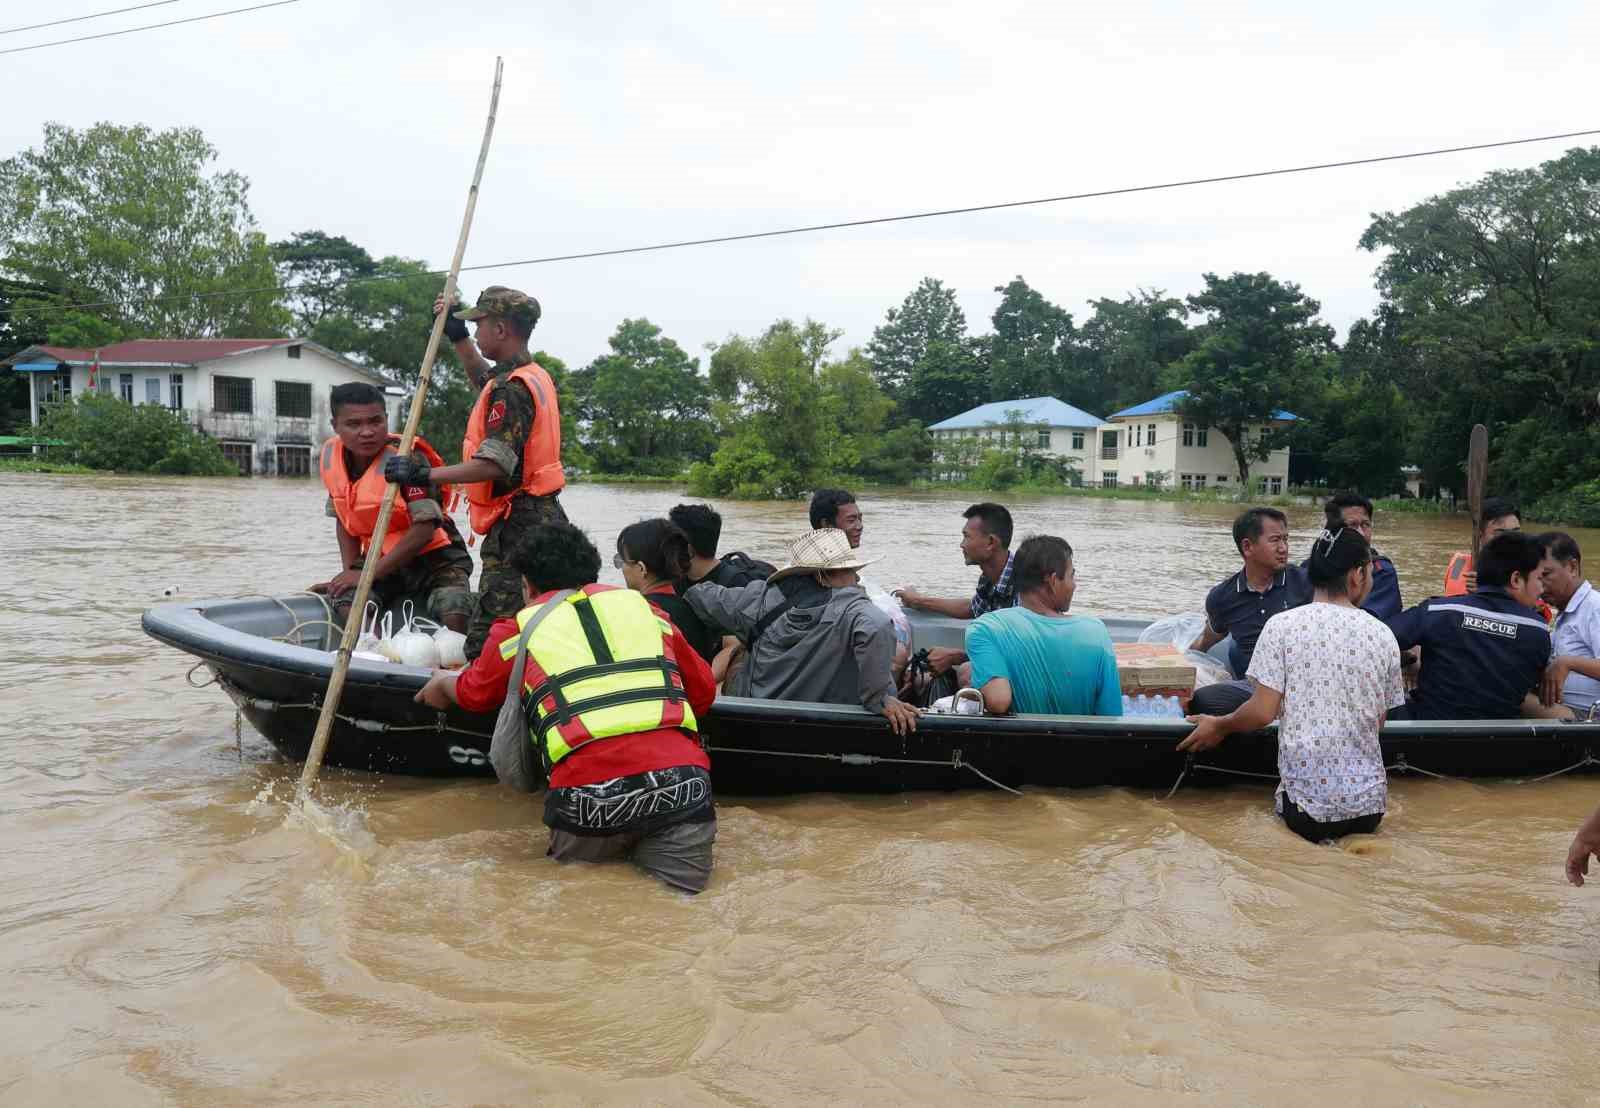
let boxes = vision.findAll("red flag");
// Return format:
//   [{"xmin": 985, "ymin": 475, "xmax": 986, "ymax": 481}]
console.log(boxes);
[{"xmin": 89, "ymin": 348, "xmax": 100, "ymax": 390}]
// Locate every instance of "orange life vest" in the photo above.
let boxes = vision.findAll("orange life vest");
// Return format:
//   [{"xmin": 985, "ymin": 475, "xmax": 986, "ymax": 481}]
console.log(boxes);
[
  {"xmin": 319, "ymin": 434, "xmax": 453, "ymax": 560},
  {"xmin": 1443, "ymin": 550, "xmax": 1554, "ymax": 623},
  {"xmin": 460, "ymin": 362, "xmax": 564, "ymax": 535}
]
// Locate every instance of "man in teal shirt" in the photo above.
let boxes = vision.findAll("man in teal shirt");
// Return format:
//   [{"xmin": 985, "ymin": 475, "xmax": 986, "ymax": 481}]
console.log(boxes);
[{"xmin": 964, "ymin": 535, "xmax": 1123, "ymax": 716}]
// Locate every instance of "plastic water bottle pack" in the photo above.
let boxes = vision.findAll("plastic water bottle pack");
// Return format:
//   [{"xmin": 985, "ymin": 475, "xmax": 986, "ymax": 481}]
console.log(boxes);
[{"xmin": 1121, "ymin": 693, "xmax": 1186, "ymax": 719}]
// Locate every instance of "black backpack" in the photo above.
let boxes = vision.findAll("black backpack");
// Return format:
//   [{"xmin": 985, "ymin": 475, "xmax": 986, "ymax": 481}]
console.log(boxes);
[{"xmin": 709, "ymin": 550, "xmax": 776, "ymax": 588}]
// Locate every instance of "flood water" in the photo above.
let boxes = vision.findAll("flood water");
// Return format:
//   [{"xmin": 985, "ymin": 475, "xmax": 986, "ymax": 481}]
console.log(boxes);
[{"xmin": 8, "ymin": 473, "xmax": 1600, "ymax": 1105}]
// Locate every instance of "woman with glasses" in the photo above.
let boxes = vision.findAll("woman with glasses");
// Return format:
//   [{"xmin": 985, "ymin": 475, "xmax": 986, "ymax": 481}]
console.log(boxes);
[
  {"xmin": 1178, "ymin": 527, "xmax": 1407, "ymax": 844},
  {"xmin": 615, "ymin": 518, "xmax": 720, "ymax": 664}
]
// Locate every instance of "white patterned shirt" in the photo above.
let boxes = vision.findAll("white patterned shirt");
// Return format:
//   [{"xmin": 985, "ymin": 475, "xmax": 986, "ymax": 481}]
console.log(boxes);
[{"xmin": 1246, "ymin": 601, "xmax": 1406, "ymax": 822}]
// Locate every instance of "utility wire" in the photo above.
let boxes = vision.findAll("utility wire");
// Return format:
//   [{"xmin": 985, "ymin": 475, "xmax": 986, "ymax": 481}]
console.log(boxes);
[
  {"xmin": 4, "ymin": 126, "xmax": 1599, "ymax": 319},
  {"xmin": 0, "ymin": 0, "xmax": 301, "ymax": 55},
  {"xmin": 1, "ymin": 1, "xmax": 184, "ymax": 37}
]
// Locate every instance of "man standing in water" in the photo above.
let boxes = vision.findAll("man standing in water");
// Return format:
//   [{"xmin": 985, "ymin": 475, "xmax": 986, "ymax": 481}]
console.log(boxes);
[
  {"xmin": 416, "ymin": 523, "xmax": 718, "ymax": 893},
  {"xmin": 384, "ymin": 287, "xmax": 568, "ymax": 660},
  {"xmin": 1181, "ymin": 527, "xmax": 1405, "ymax": 843}
]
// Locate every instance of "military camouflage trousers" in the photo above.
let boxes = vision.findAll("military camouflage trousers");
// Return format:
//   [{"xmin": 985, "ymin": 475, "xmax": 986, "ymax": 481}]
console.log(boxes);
[{"xmin": 465, "ymin": 493, "xmax": 570, "ymax": 660}]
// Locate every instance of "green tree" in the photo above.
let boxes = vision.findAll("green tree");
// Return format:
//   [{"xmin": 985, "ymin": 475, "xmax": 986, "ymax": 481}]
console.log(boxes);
[
  {"xmin": 0, "ymin": 275, "xmax": 52, "ymax": 433},
  {"xmin": 0, "ymin": 123, "xmax": 289, "ymax": 340},
  {"xmin": 1169, "ymin": 272, "xmax": 1335, "ymax": 487},
  {"xmin": 571, "ymin": 318, "xmax": 712, "ymax": 475},
  {"xmin": 38, "ymin": 393, "xmax": 237, "ymax": 474},
  {"xmin": 1077, "ymin": 289, "xmax": 1193, "ymax": 415},
  {"xmin": 1359, "ymin": 146, "xmax": 1600, "ymax": 501},
  {"xmin": 867, "ymin": 277, "xmax": 974, "ymax": 411},
  {"xmin": 272, "ymin": 230, "xmax": 378, "ymax": 333},
  {"xmin": 691, "ymin": 319, "xmax": 839, "ymax": 499},
  {"xmin": 987, "ymin": 276, "xmax": 1076, "ymax": 403}
]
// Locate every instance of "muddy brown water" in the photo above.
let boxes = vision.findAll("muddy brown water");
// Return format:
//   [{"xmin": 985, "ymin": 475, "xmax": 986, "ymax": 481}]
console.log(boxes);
[{"xmin": 7, "ymin": 473, "xmax": 1600, "ymax": 1105}]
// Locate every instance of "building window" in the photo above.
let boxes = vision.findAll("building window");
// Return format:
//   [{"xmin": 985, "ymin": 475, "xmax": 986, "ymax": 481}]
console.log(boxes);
[
  {"xmin": 1197, "ymin": 426, "xmax": 1209, "ymax": 447},
  {"xmin": 1101, "ymin": 470, "xmax": 1118, "ymax": 488},
  {"xmin": 1146, "ymin": 423, "xmax": 1156, "ymax": 445},
  {"xmin": 1182, "ymin": 422, "xmax": 1195, "ymax": 447},
  {"xmin": 1071, "ymin": 431, "xmax": 1085, "ymax": 451},
  {"xmin": 119, "ymin": 373, "xmax": 134, "ymax": 403},
  {"xmin": 1268, "ymin": 476, "xmax": 1283, "ymax": 495},
  {"xmin": 287, "ymin": 344, "xmax": 302, "ymax": 360},
  {"xmin": 144, "ymin": 377, "xmax": 161, "ymax": 405},
  {"xmin": 275, "ymin": 380, "xmax": 313, "ymax": 419},
  {"xmin": 45, "ymin": 371, "xmax": 73, "ymax": 404},
  {"xmin": 1036, "ymin": 429, "xmax": 1050, "ymax": 449},
  {"xmin": 1135, "ymin": 424, "xmax": 1142, "ymax": 447},
  {"xmin": 213, "ymin": 376, "xmax": 254, "ymax": 414},
  {"xmin": 170, "ymin": 374, "xmax": 184, "ymax": 410},
  {"xmin": 276, "ymin": 445, "xmax": 312, "ymax": 477},
  {"xmin": 1216, "ymin": 474, "xmax": 1229, "ymax": 483},
  {"xmin": 97, "ymin": 375, "xmax": 112, "ymax": 396},
  {"xmin": 1180, "ymin": 473, "xmax": 1193, "ymax": 490},
  {"xmin": 1100, "ymin": 430, "xmax": 1119, "ymax": 460},
  {"xmin": 219, "ymin": 442, "xmax": 253, "ymax": 476},
  {"xmin": 1193, "ymin": 473, "xmax": 1206, "ymax": 488}
]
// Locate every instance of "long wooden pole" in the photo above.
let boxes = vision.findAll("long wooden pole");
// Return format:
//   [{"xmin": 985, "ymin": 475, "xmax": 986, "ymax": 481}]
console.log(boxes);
[
  {"xmin": 1467, "ymin": 423, "xmax": 1488, "ymax": 562},
  {"xmin": 298, "ymin": 57, "xmax": 505, "ymax": 798}
]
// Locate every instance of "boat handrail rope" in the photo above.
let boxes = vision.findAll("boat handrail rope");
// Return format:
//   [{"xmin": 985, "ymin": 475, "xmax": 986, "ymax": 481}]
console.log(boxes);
[
  {"xmin": 186, "ymin": 660, "xmax": 220, "ymax": 688},
  {"xmin": 706, "ymin": 744, "xmax": 1024, "ymax": 796},
  {"xmin": 1515, "ymin": 750, "xmax": 1600, "ymax": 785},
  {"xmin": 215, "ymin": 674, "xmax": 495, "ymax": 742}
]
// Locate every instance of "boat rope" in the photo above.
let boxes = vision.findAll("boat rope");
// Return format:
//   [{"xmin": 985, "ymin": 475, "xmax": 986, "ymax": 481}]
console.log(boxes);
[
  {"xmin": 1164, "ymin": 754, "xmax": 1192, "ymax": 799},
  {"xmin": 1384, "ymin": 754, "xmax": 1461, "ymax": 781},
  {"xmin": 215, "ymin": 676, "xmax": 495, "ymax": 741},
  {"xmin": 1515, "ymin": 750, "xmax": 1600, "ymax": 785},
  {"xmin": 186, "ymin": 660, "xmax": 220, "ymax": 688},
  {"xmin": 706, "ymin": 744, "xmax": 1024, "ymax": 796}
]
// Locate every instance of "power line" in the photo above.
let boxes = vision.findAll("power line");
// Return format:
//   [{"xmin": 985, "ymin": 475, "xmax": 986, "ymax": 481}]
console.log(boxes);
[
  {"xmin": 1, "ymin": 1, "xmax": 185, "ymax": 37},
  {"xmin": 0, "ymin": 0, "xmax": 301, "ymax": 55},
  {"xmin": 4, "ymin": 126, "xmax": 1599, "ymax": 319}
]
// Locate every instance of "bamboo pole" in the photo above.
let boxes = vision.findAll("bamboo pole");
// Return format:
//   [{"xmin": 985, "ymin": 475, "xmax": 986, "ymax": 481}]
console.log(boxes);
[
  {"xmin": 1468, "ymin": 423, "xmax": 1488, "ymax": 562},
  {"xmin": 298, "ymin": 57, "xmax": 505, "ymax": 798}
]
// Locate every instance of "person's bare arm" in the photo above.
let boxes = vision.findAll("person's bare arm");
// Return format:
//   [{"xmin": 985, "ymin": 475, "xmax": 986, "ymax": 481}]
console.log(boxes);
[
  {"xmin": 1543, "ymin": 656, "xmax": 1600, "ymax": 707},
  {"xmin": 979, "ymin": 676, "xmax": 1012, "ymax": 715},
  {"xmin": 1189, "ymin": 623, "xmax": 1226, "ymax": 653},
  {"xmin": 1178, "ymin": 682, "xmax": 1283, "ymax": 752},
  {"xmin": 895, "ymin": 588, "xmax": 976, "ymax": 619}
]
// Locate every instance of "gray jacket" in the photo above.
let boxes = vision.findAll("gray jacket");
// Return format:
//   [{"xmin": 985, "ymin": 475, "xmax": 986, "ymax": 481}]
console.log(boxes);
[{"xmin": 686, "ymin": 579, "xmax": 896, "ymax": 712}]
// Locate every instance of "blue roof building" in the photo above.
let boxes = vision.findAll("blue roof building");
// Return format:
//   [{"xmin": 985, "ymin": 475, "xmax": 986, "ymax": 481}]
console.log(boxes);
[
  {"xmin": 927, "ymin": 396, "xmax": 1105, "ymax": 432},
  {"xmin": 1108, "ymin": 389, "xmax": 1298, "ymax": 423}
]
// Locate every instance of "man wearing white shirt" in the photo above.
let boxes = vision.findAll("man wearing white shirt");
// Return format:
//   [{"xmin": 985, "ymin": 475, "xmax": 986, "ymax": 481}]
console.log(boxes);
[{"xmin": 1538, "ymin": 532, "xmax": 1600, "ymax": 717}]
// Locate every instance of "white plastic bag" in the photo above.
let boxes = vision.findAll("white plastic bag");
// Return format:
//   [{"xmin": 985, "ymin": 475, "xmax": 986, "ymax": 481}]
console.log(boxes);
[
  {"xmin": 1136, "ymin": 612, "xmax": 1230, "ymax": 688},
  {"xmin": 433, "ymin": 626, "xmax": 468, "ymax": 669},
  {"xmin": 374, "ymin": 611, "xmax": 402, "ymax": 662},
  {"xmin": 865, "ymin": 583, "xmax": 913, "ymax": 651},
  {"xmin": 353, "ymin": 601, "xmax": 385, "ymax": 655},
  {"xmin": 391, "ymin": 601, "xmax": 442, "ymax": 668}
]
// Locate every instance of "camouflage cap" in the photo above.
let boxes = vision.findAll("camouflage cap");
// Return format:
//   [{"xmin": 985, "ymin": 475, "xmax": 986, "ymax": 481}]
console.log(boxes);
[{"xmin": 453, "ymin": 285, "xmax": 541, "ymax": 330}]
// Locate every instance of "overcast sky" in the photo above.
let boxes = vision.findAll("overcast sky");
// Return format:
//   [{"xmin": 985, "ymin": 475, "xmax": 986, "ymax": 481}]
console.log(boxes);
[{"xmin": 5, "ymin": 0, "xmax": 1597, "ymax": 371}]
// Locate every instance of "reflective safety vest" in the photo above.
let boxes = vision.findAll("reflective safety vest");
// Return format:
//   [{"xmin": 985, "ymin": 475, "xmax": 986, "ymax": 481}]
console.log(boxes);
[
  {"xmin": 499, "ymin": 585, "xmax": 697, "ymax": 769},
  {"xmin": 460, "ymin": 362, "xmax": 564, "ymax": 535},
  {"xmin": 319, "ymin": 434, "xmax": 454, "ymax": 560}
]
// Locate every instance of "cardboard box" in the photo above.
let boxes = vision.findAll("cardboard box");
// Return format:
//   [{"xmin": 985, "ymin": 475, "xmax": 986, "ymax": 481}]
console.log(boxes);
[{"xmin": 1114, "ymin": 643, "xmax": 1197, "ymax": 704}]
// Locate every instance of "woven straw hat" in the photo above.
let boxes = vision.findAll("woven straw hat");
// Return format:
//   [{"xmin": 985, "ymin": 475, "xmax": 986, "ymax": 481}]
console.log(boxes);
[{"xmin": 768, "ymin": 528, "xmax": 883, "ymax": 582}]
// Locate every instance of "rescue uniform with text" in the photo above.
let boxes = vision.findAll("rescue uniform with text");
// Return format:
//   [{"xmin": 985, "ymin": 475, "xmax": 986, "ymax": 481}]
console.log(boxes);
[{"xmin": 453, "ymin": 583, "xmax": 717, "ymax": 893}]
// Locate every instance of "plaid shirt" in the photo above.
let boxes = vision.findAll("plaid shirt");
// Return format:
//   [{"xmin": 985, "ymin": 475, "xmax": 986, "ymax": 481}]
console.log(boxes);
[{"xmin": 970, "ymin": 552, "xmax": 1018, "ymax": 618}]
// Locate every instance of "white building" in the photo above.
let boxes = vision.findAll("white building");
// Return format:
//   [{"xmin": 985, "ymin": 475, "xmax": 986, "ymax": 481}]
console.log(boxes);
[
  {"xmin": 928, "ymin": 389, "xmax": 1296, "ymax": 492},
  {"xmin": 3, "ymin": 339, "xmax": 400, "ymax": 476},
  {"xmin": 927, "ymin": 396, "xmax": 1104, "ymax": 482},
  {"xmin": 1099, "ymin": 390, "xmax": 1295, "ymax": 493}
]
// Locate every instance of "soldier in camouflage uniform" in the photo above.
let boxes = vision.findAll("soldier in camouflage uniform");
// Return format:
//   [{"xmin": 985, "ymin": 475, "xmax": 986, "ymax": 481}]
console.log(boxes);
[{"xmin": 384, "ymin": 286, "xmax": 568, "ymax": 659}]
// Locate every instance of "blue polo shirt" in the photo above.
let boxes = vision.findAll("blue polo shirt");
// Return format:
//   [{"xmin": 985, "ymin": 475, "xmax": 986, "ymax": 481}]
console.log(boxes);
[
  {"xmin": 1386, "ymin": 587, "xmax": 1552, "ymax": 720},
  {"xmin": 1363, "ymin": 552, "xmax": 1402, "ymax": 621},
  {"xmin": 1204, "ymin": 566, "xmax": 1312, "ymax": 672}
]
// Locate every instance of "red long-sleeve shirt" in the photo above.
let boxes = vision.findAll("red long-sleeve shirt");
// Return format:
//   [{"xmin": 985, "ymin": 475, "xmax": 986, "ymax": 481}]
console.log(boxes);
[{"xmin": 453, "ymin": 586, "xmax": 715, "ymax": 788}]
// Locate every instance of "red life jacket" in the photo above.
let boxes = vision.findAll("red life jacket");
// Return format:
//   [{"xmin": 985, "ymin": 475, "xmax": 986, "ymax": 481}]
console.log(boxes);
[
  {"xmin": 460, "ymin": 362, "xmax": 564, "ymax": 535},
  {"xmin": 319, "ymin": 434, "xmax": 453, "ymax": 559}
]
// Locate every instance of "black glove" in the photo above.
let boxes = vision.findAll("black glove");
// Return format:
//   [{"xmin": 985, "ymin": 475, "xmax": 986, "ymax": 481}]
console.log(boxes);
[
  {"xmin": 383, "ymin": 454, "xmax": 431, "ymax": 486},
  {"xmin": 442, "ymin": 309, "xmax": 470, "ymax": 343}
]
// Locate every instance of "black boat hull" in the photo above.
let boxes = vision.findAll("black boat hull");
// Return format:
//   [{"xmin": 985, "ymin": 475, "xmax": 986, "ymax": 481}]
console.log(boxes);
[{"xmin": 140, "ymin": 596, "xmax": 1600, "ymax": 793}]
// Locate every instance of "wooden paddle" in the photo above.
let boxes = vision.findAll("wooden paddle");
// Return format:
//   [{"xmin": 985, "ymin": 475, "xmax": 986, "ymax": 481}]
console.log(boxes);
[
  {"xmin": 297, "ymin": 57, "xmax": 505, "ymax": 799},
  {"xmin": 1468, "ymin": 423, "xmax": 1488, "ymax": 562}
]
